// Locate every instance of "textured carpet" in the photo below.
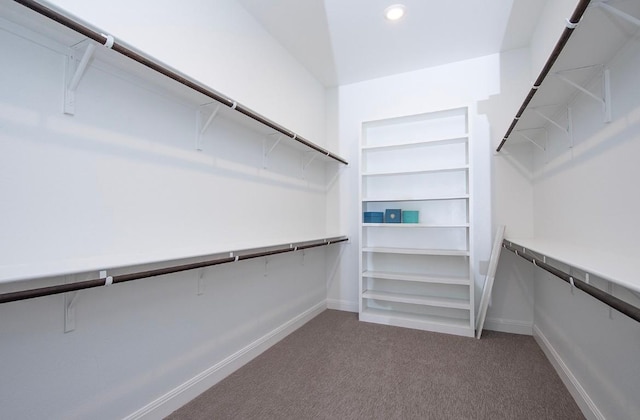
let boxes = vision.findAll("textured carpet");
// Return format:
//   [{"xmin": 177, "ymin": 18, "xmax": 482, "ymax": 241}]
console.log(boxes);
[{"xmin": 166, "ymin": 310, "xmax": 584, "ymax": 420}]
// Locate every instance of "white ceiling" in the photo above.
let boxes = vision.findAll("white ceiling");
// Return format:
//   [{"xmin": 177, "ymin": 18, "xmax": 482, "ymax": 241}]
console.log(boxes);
[{"xmin": 237, "ymin": 0, "xmax": 546, "ymax": 87}]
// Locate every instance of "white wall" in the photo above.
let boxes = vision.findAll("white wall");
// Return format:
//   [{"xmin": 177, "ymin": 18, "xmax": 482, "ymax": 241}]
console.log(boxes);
[
  {"xmin": 0, "ymin": 3, "xmax": 341, "ymax": 418},
  {"xmin": 327, "ymin": 55, "xmax": 499, "ymax": 312}
]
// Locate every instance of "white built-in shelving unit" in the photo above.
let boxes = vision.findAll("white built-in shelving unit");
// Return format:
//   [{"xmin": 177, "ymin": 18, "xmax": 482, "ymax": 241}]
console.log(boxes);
[{"xmin": 359, "ymin": 107, "xmax": 475, "ymax": 337}]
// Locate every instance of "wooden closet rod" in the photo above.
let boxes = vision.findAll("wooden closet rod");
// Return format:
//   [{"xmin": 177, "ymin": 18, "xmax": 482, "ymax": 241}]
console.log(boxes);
[
  {"xmin": 12, "ymin": 0, "xmax": 348, "ymax": 166},
  {"xmin": 496, "ymin": 0, "xmax": 592, "ymax": 152},
  {"xmin": 0, "ymin": 237, "xmax": 349, "ymax": 305},
  {"xmin": 502, "ymin": 241, "xmax": 640, "ymax": 323}
]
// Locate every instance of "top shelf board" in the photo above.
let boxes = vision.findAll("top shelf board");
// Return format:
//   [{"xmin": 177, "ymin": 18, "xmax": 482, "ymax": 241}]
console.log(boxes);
[
  {"xmin": 505, "ymin": 237, "xmax": 640, "ymax": 294},
  {"xmin": 0, "ymin": 235, "xmax": 349, "ymax": 284},
  {"xmin": 361, "ymin": 165, "xmax": 469, "ymax": 177},
  {"xmin": 362, "ymin": 136, "xmax": 468, "ymax": 151}
]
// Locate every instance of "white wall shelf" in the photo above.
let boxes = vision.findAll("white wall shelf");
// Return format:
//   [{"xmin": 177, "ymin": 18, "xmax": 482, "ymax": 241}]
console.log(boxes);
[
  {"xmin": 362, "ymin": 247, "xmax": 469, "ymax": 256},
  {"xmin": 361, "ymin": 135, "xmax": 468, "ymax": 151},
  {"xmin": 359, "ymin": 107, "xmax": 474, "ymax": 337},
  {"xmin": 363, "ymin": 271, "xmax": 470, "ymax": 285},
  {"xmin": 498, "ymin": 0, "xmax": 640, "ymax": 152},
  {"xmin": 362, "ymin": 290, "xmax": 471, "ymax": 310},
  {"xmin": 362, "ymin": 195, "xmax": 469, "ymax": 202},
  {"xmin": 504, "ymin": 237, "xmax": 639, "ymax": 294},
  {"xmin": 360, "ymin": 309, "xmax": 471, "ymax": 336},
  {"xmin": 362, "ymin": 165, "xmax": 469, "ymax": 176},
  {"xmin": 2, "ymin": 0, "xmax": 348, "ymax": 167}
]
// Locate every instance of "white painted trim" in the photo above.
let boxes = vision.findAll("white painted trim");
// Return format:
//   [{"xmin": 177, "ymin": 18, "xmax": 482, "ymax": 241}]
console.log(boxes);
[
  {"xmin": 327, "ymin": 298, "xmax": 358, "ymax": 312},
  {"xmin": 533, "ymin": 325, "xmax": 604, "ymax": 420},
  {"xmin": 124, "ymin": 301, "xmax": 327, "ymax": 420},
  {"xmin": 483, "ymin": 317, "xmax": 532, "ymax": 336}
]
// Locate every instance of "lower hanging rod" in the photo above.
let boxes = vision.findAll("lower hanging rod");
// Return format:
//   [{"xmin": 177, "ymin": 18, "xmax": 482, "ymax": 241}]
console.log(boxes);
[
  {"xmin": 0, "ymin": 236, "xmax": 349, "ymax": 305},
  {"xmin": 502, "ymin": 241, "xmax": 640, "ymax": 323}
]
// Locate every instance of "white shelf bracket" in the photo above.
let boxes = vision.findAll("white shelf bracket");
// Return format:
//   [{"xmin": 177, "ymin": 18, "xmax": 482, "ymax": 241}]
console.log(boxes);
[
  {"xmin": 64, "ymin": 42, "xmax": 96, "ymax": 115},
  {"xmin": 196, "ymin": 103, "xmax": 221, "ymax": 151},
  {"xmin": 262, "ymin": 134, "xmax": 283, "ymax": 168},
  {"xmin": 569, "ymin": 267, "xmax": 575, "ymax": 295},
  {"xmin": 554, "ymin": 66, "xmax": 611, "ymax": 123},
  {"xmin": 325, "ymin": 165, "xmax": 347, "ymax": 192},
  {"xmin": 197, "ymin": 269, "xmax": 206, "ymax": 296},
  {"xmin": 64, "ymin": 291, "xmax": 79, "ymax": 333},
  {"xmin": 532, "ymin": 106, "xmax": 573, "ymax": 148},
  {"xmin": 596, "ymin": 2, "xmax": 640, "ymax": 27},
  {"xmin": 303, "ymin": 152, "xmax": 317, "ymax": 170},
  {"xmin": 515, "ymin": 129, "xmax": 546, "ymax": 152}
]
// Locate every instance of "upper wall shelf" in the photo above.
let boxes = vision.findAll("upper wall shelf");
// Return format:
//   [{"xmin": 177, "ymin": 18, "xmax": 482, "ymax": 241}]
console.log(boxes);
[
  {"xmin": 6, "ymin": 0, "xmax": 348, "ymax": 165},
  {"xmin": 497, "ymin": 0, "xmax": 640, "ymax": 152},
  {"xmin": 361, "ymin": 136, "xmax": 468, "ymax": 151},
  {"xmin": 504, "ymin": 237, "xmax": 638, "ymax": 294}
]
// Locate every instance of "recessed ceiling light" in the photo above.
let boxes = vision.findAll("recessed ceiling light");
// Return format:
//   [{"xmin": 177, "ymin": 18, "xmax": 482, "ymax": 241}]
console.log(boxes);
[{"xmin": 384, "ymin": 4, "xmax": 406, "ymax": 21}]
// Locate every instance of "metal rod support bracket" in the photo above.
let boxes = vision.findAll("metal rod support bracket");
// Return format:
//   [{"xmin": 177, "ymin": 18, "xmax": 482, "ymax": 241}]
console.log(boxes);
[
  {"xmin": 196, "ymin": 103, "xmax": 220, "ymax": 151},
  {"xmin": 532, "ymin": 106, "xmax": 573, "ymax": 147},
  {"xmin": 263, "ymin": 134, "xmax": 283, "ymax": 168},
  {"xmin": 197, "ymin": 269, "xmax": 205, "ymax": 296},
  {"xmin": 64, "ymin": 274, "xmax": 80, "ymax": 333},
  {"xmin": 554, "ymin": 66, "xmax": 611, "ymax": 123},
  {"xmin": 303, "ymin": 153, "xmax": 318, "ymax": 170},
  {"xmin": 64, "ymin": 290, "xmax": 79, "ymax": 333},
  {"xmin": 100, "ymin": 270, "xmax": 113, "ymax": 286},
  {"xmin": 64, "ymin": 42, "xmax": 96, "ymax": 115}
]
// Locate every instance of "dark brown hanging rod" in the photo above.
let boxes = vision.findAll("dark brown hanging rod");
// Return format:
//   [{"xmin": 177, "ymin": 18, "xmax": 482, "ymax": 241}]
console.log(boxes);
[
  {"xmin": 496, "ymin": 0, "xmax": 592, "ymax": 152},
  {"xmin": 502, "ymin": 241, "xmax": 640, "ymax": 323},
  {"xmin": 12, "ymin": 0, "xmax": 348, "ymax": 165},
  {"xmin": 0, "ymin": 237, "xmax": 349, "ymax": 305}
]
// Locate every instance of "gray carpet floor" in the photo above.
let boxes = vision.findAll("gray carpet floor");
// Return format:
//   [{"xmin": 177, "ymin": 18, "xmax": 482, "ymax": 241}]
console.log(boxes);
[{"xmin": 166, "ymin": 310, "xmax": 584, "ymax": 420}]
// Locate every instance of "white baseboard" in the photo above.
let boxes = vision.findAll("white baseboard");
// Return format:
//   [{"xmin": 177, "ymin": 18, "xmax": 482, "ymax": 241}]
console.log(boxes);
[
  {"xmin": 125, "ymin": 301, "xmax": 327, "ymax": 420},
  {"xmin": 483, "ymin": 317, "xmax": 532, "ymax": 336},
  {"xmin": 533, "ymin": 325, "xmax": 604, "ymax": 420},
  {"xmin": 326, "ymin": 298, "xmax": 358, "ymax": 313}
]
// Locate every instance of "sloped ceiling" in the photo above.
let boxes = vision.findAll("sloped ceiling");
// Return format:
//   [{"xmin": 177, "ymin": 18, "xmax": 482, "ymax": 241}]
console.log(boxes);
[{"xmin": 237, "ymin": 0, "xmax": 545, "ymax": 87}]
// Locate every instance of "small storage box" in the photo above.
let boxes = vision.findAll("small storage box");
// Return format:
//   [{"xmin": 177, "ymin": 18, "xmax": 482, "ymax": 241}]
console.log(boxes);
[
  {"xmin": 385, "ymin": 209, "xmax": 401, "ymax": 223},
  {"xmin": 402, "ymin": 210, "xmax": 419, "ymax": 223},
  {"xmin": 363, "ymin": 212, "xmax": 384, "ymax": 223}
]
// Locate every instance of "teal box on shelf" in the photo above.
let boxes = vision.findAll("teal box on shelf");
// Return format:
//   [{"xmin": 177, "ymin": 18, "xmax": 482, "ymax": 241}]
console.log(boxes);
[
  {"xmin": 363, "ymin": 212, "xmax": 384, "ymax": 223},
  {"xmin": 402, "ymin": 210, "xmax": 419, "ymax": 223},
  {"xmin": 385, "ymin": 209, "xmax": 401, "ymax": 223}
]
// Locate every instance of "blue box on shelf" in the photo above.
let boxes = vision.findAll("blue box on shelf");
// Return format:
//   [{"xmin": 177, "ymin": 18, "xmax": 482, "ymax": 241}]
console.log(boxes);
[
  {"xmin": 385, "ymin": 209, "xmax": 401, "ymax": 223},
  {"xmin": 402, "ymin": 210, "xmax": 419, "ymax": 223},
  {"xmin": 363, "ymin": 212, "xmax": 384, "ymax": 223}
]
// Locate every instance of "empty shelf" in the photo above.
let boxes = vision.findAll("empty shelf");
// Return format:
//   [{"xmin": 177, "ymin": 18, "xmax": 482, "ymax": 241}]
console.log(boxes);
[
  {"xmin": 362, "ymin": 290, "xmax": 470, "ymax": 310},
  {"xmin": 362, "ymin": 270, "xmax": 470, "ymax": 285}
]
